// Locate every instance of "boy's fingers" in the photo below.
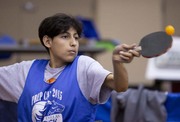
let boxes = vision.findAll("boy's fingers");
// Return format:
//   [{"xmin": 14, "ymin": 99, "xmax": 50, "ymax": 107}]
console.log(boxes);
[
  {"xmin": 120, "ymin": 44, "xmax": 138, "ymax": 53},
  {"xmin": 128, "ymin": 50, "xmax": 141, "ymax": 57}
]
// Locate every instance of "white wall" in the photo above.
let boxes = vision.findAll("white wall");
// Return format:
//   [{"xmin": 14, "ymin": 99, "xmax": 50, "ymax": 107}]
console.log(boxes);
[{"xmin": 0, "ymin": 0, "xmax": 94, "ymax": 40}]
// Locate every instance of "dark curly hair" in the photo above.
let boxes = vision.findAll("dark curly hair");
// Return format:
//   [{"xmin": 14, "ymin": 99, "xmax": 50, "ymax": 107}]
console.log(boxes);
[{"xmin": 38, "ymin": 13, "xmax": 82, "ymax": 52}]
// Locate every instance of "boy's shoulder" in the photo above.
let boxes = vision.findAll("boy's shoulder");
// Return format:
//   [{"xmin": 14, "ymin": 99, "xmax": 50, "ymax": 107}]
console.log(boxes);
[
  {"xmin": 78, "ymin": 55, "xmax": 95, "ymax": 62},
  {"xmin": 77, "ymin": 55, "xmax": 97, "ymax": 71}
]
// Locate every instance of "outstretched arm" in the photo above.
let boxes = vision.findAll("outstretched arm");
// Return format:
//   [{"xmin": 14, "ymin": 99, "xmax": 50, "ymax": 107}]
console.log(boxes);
[{"xmin": 103, "ymin": 43, "xmax": 140, "ymax": 92}]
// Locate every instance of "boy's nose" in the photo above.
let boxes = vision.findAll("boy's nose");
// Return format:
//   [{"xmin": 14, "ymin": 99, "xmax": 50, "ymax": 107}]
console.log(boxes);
[{"xmin": 70, "ymin": 38, "xmax": 77, "ymax": 46}]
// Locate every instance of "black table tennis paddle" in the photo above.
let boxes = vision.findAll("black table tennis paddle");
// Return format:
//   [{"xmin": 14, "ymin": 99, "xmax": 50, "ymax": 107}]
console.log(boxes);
[{"xmin": 135, "ymin": 31, "xmax": 173, "ymax": 58}]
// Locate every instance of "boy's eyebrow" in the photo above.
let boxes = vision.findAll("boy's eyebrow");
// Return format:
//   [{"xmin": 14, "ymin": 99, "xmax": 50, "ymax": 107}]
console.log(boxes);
[{"xmin": 60, "ymin": 32, "xmax": 68, "ymax": 34}]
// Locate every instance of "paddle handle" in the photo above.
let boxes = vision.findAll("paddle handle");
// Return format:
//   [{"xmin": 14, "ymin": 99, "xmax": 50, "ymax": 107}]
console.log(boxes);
[{"xmin": 133, "ymin": 46, "xmax": 142, "ymax": 52}]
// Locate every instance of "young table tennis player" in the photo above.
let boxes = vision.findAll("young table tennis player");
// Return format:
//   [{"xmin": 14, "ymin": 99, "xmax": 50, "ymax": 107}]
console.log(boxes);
[{"xmin": 0, "ymin": 13, "xmax": 140, "ymax": 121}]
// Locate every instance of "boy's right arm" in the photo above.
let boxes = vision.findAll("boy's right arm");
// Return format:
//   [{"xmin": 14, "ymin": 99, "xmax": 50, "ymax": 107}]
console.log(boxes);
[{"xmin": 0, "ymin": 60, "xmax": 34, "ymax": 103}]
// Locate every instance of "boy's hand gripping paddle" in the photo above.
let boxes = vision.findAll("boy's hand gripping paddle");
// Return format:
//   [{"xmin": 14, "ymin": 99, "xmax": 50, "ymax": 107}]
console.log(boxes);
[{"xmin": 135, "ymin": 31, "xmax": 173, "ymax": 58}]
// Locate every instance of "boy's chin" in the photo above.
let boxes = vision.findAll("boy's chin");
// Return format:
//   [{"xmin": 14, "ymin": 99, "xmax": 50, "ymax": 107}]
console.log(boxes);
[{"xmin": 66, "ymin": 56, "xmax": 77, "ymax": 62}]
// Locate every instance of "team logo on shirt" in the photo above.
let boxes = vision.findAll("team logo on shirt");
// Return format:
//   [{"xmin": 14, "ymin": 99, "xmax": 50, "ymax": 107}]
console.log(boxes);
[
  {"xmin": 32, "ymin": 100, "xmax": 65, "ymax": 122},
  {"xmin": 47, "ymin": 78, "xmax": 56, "ymax": 84}
]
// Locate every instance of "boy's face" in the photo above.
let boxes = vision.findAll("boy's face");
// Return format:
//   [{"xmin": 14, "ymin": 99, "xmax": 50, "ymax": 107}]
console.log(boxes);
[{"xmin": 46, "ymin": 27, "xmax": 80, "ymax": 67}]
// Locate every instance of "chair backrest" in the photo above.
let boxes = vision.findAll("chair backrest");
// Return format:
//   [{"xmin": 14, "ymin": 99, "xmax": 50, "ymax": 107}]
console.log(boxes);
[
  {"xmin": 0, "ymin": 35, "xmax": 17, "ymax": 59},
  {"xmin": 77, "ymin": 16, "xmax": 101, "ymax": 40},
  {"xmin": 95, "ymin": 97, "xmax": 111, "ymax": 122},
  {"xmin": 165, "ymin": 93, "xmax": 180, "ymax": 122}
]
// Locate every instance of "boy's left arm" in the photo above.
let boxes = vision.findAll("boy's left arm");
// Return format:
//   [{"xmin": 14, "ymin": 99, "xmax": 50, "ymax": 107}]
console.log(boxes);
[{"xmin": 103, "ymin": 44, "xmax": 140, "ymax": 92}]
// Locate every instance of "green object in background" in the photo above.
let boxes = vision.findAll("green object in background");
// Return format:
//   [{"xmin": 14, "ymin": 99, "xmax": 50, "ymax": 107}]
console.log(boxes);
[{"xmin": 95, "ymin": 41, "xmax": 116, "ymax": 51}]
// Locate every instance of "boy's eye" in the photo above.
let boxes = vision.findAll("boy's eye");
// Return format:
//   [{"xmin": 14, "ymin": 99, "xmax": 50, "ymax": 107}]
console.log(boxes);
[
  {"xmin": 61, "ymin": 35, "xmax": 69, "ymax": 38},
  {"xmin": 75, "ymin": 36, "xmax": 80, "ymax": 40}
]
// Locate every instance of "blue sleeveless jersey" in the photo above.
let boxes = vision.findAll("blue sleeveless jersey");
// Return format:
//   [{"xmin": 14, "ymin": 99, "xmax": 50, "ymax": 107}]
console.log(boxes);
[{"xmin": 18, "ymin": 56, "xmax": 97, "ymax": 122}]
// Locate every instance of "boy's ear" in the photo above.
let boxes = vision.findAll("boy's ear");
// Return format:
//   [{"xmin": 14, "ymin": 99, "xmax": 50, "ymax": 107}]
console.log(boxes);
[{"xmin": 42, "ymin": 35, "xmax": 52, "ymax": 48}]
